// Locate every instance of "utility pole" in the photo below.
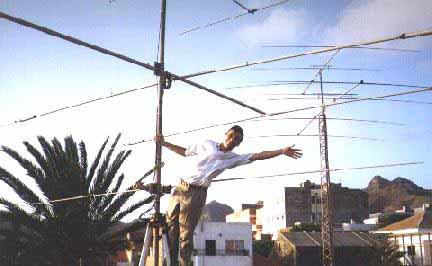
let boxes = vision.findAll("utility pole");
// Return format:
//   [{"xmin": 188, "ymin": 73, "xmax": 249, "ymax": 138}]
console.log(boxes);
[
  {"xmin": 318, "ymin": 70, "xmax": 334, "ymax": 266},
  {"xmin": 153, "ymin": 0, "xmax": 167, "ymax": 265}
]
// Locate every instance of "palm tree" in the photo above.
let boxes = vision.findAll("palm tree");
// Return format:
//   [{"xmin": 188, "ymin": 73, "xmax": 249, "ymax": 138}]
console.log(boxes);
[
  {"xmin": 0, "ymin": 134, "xmax": 153, "ymax": 266},
  {"xmin": 362, "ymin": 237, "xmax": 403, "ymax": 266}
]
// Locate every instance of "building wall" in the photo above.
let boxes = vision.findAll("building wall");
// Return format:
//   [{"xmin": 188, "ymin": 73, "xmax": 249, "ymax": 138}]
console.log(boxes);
[
  {"xmin": 283, "ymin": 182, "xmax": 369, "ymax": 226},
  {"xmin": 261, "ymin": 181, "xmax": 369, "ymax": 238},
  {"xmin": 226, "ymin": 209, "xmax": 251, "ymax": 223},
  {"xmin": 193, "ymin": 222, "xmax": 252, "ymax": 266},
  {"xmin": 255, "ymin": 208, "xmax": 264, "ymax": 240},
  {"xmin": 262, "ymin": 190, "xmax": 286, "ymax": 238},
  {"xmin": 194, "ymin": 255, "xmax": 251, "ymax": 266},
  {"xmin": 332, "ymin": 188, "xmax": 369, "ymax": 223},
  {"xmin": 284, "ymin": 187, "xmax": 312, "ymax": 226},
  {"xmin": 387, "ymin": 232, "xmax": 432, "ymax": 266},
  {"xmin": 341, "ymin": 223, "xmax": 379, "ymax": 232},
  {"xmin": 226, "ymin": 205, "xmax": 263, "ymax": 240}
]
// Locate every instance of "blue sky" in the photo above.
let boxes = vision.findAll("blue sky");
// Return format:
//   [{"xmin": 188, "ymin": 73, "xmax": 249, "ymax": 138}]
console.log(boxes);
[{"xmin": 1, "ymin": 0, "xmax": 431, "ymax": 215}]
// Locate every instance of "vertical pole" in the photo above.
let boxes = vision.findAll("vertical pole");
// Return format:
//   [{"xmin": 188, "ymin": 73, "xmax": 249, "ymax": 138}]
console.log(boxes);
[
  {"xmin": 429, "ymin": 233, "xmax": 431, "ymax": 265},
  {"xmin": 318, "ymin": 70, "xmax": 334, "ymax": 266},
  {"xmin": 154, "ymin": 0, "xmax": 167, "ymax": 265},
  {"xmin": 419, "ymin": 233, "xmax": 424, "ymax": 266},
  {"xmin": 410, "ymin": 234, "xmax": 414, "ymax": 263},
  {"xmin": 402, "ymin": 234, "xmax": 406, "ymax": 265}
]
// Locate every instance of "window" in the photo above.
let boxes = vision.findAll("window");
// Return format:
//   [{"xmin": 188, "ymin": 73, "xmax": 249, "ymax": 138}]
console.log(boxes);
[
  {"xmin": 205, "ymin": 240, "xmax": 216, "ymax": 256},
  {"xmin": 311, "ymin": 195, "xmax": 316, "ymax": 204},
  {"xmin": 235, "ymin": 240, "xmax": 244, "ymax": 250},
  {"xmin": 312, "ymin": 194, "xmax": 321, "ymax": 204},
  {"xmin": 226, "ymin": 240, "xmax": 234, "ymax": 254},
  {"xmin": 225, "ymin": 240, "xmax": 245, "ymax": 255},
  {"xmin": 407, "ymin": 245, "xmax": 416, "ymax": 256}
]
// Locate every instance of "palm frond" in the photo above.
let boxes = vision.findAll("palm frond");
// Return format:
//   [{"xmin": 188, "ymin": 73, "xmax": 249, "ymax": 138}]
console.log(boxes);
[
  {"xmin": 112, "ymin": 196, "xmax": 155, "ymax": 222},
  {"xmin": 96, "ymin": 174, "xmax": 125, "ymax": 214},
  {"xmin": 37, "ymin": 136, "xmax": 60, "ymax": 184},
  {"xmin": 23, "ymin": 141, "xmax": 54, "ymax": 197},
  {"xmin": 101, "ymin": 184, "xmax": 138, "ymax": 222},
  {"xmin": 85, "ymin": 137, "xmax": 109, "ymax": 191},
  {"xmin": 65, "ymin": 137, "xmax": 82, "ymax": 189},
  {"xmin": 0, "ymin": 199, "xmax": 45, "ymax": 234},
  {"xmin": 99, "ymin": 150, "xmax": 131, "ymax": 194},
  {"xmin": 0, "ymin": 168, "xmax": 51, "ymax": 217},
  {"xmin": 64, "ymin": 136, "xmax": 79, "ymax": 166},
  {"xmin": 90, "ymin": 134, "xmax": 121, "ymax": 194},
  {"xmin": 79, "ymin": 141, "xmax": 88, "ymax": 185},
  {"xmin": 1, "ymin": 146, "xmax": 45, "ymax": 189},
  {"xmin": 50, "ymin": 137, "xmax": 68, "ymax": 182},
  {"xmin": 92, "ymin": 150, "xmax": 131, "ymax": 210}
]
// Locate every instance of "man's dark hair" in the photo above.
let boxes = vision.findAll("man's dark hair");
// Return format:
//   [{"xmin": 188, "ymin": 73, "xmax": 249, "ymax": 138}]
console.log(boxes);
[{"xmin": 228, "ymin": 125, "xmax": 244, "ymax": 143}]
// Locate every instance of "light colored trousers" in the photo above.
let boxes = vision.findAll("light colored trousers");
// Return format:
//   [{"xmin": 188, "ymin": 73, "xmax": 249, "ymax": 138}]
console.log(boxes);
[{"xmin": 166, "ymin": 184, "xmax": 207, "ymax": 266}]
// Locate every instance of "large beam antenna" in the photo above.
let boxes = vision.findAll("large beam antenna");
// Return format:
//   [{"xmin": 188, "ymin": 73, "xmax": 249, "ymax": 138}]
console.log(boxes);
[{"xmin": 152, "ymin": 0, "xmax": 167, "ymax": 265}]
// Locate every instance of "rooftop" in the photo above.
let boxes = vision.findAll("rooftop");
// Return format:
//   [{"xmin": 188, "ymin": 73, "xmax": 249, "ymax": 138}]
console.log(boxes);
[
  {"xmin": 377, "ymin": 211, "xmax": 432, "ymax": 232},
  {"xmin": 279, "ymin": 231, "xmax": 380, "ymax": 247}
]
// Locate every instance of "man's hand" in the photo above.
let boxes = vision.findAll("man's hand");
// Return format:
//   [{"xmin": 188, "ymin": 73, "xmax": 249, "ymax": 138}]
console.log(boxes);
[
  {"xmin": 154, "ymin": 134, "xmax": 165, "ymax": 145},
  {"xmin": 250, "ymin": 145, "xmax": 303, "ymax": 161},
  {"xmin": 153, "ymin": 135, "xmax": 187, "ymax": 157},
  {"xmin": 282, "ymin": 146, "xmax": 303, "ymax": 159}
]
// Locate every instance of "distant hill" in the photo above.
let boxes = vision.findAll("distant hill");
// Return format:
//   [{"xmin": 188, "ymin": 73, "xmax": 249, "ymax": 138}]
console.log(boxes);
[
  {"xmin": 366, "ymin": 176, "xmax": 432, "ymax": 213},
  {"xmin": 201, "ymin": 200, "xmax": 234, "ymax": 222}
]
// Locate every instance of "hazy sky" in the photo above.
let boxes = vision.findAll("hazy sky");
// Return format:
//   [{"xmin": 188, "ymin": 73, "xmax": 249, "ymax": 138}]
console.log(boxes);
[{"xmin": 1, "ymin": 0, "xmax": 431, "ymax": 217}]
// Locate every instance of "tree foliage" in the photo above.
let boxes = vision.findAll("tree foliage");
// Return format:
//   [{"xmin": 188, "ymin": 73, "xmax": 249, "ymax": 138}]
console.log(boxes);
[
  {"xmin": 289, "ymin": 222, "xmax": 321, "ymax": 232},
  {"xmin": 0, "ymin": 135, "xmax": 152, "ymax": 266},
  {"xmin": 362, "ymin": 237, "xmax": 404, "ymax": 266},
  {"xmin": 253, "ymin": 239, "xmax": 275, "ymax": 257}
]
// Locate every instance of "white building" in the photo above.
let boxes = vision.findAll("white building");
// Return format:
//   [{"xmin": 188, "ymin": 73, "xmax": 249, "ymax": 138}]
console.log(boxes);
[
  {"xmin": 364, "ymin": 213, "xmax": 384, "ymax": 224},
  {"xmin": 374, "ymin": 211, "xmax": 432, "ymax": 266},
  {"xmin": 341, "ymin": 221, "xmax": 379, "ymax": 232},
  {"xmin": 226, "ymin": 202, "xmax": 264, "ymax": 240},
  {"xmin": 193, "ymin": 222, "xmax": 252, "ymax": 266},
  {"xmin": 262, "ymin": 189, "xmax": 286, "ymax": 239}
]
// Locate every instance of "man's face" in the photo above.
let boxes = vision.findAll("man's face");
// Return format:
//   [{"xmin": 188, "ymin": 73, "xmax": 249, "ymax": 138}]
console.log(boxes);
[{"xmin": 223, "ymin": 129, "xmax": 243, "ymax": 151}]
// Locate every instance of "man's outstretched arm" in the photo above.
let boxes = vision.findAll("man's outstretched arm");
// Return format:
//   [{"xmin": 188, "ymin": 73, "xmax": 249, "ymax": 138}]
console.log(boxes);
[
  {"xmin": 154, "ymin": 135, "xmax": 187, "ymax": 157},
  {"xmin": 250, "ymin": 146, "xmax": 302, "ymax": 161}
]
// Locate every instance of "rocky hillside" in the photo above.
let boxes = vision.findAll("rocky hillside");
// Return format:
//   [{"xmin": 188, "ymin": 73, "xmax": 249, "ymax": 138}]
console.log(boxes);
[
  {"xmin": 201, "ymin": 200, "xmax": 234, "ymax": 222},
  {"xmin": 366, "ymin": 176, "xmax": 432, "ymax": 213}
]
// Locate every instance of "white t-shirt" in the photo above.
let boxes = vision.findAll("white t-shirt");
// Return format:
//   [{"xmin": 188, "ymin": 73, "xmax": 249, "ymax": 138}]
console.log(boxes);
[{"xmin": 182, "ymin": 139, "xmax": 254, "ymax": 187}]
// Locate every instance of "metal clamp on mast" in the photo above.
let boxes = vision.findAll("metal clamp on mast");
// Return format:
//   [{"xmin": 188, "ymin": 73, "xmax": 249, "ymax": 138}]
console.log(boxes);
[{"xmin": 154, "ymin": 62, "xmax": 172, "ymax": 89}]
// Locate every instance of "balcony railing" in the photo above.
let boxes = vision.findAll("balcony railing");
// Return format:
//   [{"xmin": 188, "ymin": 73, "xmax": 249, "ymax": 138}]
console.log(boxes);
[{"xmin": 193, "ymin": 249, "xmax": 250, "ymax": 256}]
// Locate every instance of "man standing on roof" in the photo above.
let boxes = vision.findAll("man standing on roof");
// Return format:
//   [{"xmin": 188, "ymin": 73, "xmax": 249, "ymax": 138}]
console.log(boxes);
[{"xmin": 136, "ymin": 125, "xmax": 302, "ymax": 266}]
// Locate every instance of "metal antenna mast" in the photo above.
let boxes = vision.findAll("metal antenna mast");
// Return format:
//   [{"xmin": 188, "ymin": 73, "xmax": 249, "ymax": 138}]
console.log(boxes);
[
  {"xmin": 153, "ymin": 0, "xmax": 167, "ymax": 265},
  {"xmin": 318, "ymin": 70, "xmax": 334, "ymax": 266}
]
